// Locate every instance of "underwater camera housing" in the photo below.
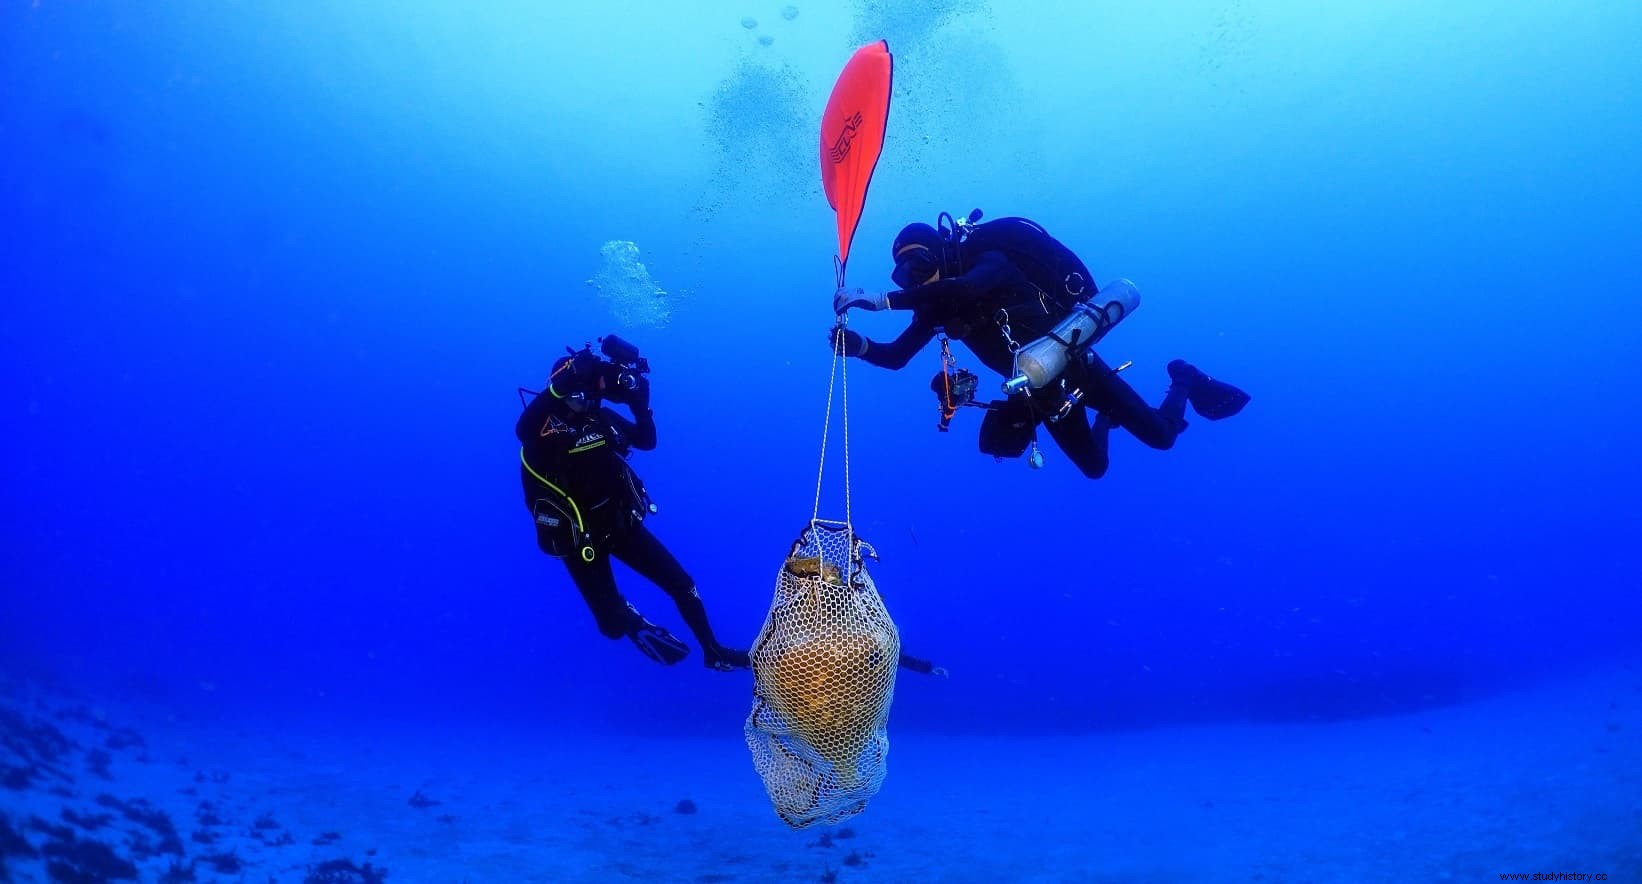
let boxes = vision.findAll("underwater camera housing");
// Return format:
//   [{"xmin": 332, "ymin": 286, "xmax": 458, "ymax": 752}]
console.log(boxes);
[
  {"xmin": 517, "ymin": 335, "xmax": 650, "ymax": 408},
  {"xmin": 930, "ymin": 366, "xmax": 980, "ymax": 432},
  {"xmin": 598, "ymin": 334, "xmax": 650, "ymax": 391}
]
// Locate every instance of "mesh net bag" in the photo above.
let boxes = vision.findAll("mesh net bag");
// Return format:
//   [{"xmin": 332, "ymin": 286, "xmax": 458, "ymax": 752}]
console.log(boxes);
[{"xmin": 744, "ymin": 521, "xmax": 900, "ymax": 828}]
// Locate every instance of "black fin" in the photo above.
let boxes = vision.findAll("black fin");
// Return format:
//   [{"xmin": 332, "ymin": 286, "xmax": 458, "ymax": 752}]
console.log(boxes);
[
  {"xmin": 629, "ymin": 623, "xmax": 689, "ymax": 665},
  {"xmin": 1187, "ymin": 377, "xmax": 1250, "ymax": 421},
  {"xmin": 1168, "ymin": 360, "xmax": 1249, "ymax": 421}
]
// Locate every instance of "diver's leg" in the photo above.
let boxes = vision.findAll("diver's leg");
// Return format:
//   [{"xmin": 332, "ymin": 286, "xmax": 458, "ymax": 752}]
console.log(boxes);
[
  {"xmin": 561, "ymin": 555, "xmax": 633, "ymax": 639},
  {"xmin": 1042, "ymin": 404, "xmax": 1112, "ymax": 479},
  {"xmin": 611, "ymin": 524, "xmax": 749, "ymax": 670},
  {"xmin": 563, "ymin": 552, "xmax": 687, "ymax": 665},
  {"xmin": 1079, "ymin": 351, "xmax": 1187, "ymax": 451}
]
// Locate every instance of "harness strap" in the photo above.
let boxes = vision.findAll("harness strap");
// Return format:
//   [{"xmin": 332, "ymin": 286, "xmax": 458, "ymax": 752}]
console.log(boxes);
[{"xmin": 519, "ymin": 448, "xmax": 585, "ymax": 533}]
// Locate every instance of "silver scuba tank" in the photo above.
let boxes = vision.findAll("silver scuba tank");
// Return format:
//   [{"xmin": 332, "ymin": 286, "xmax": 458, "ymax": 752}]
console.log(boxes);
[{"xmin": 1004, "ymin": 279, "xmax": 1141, "ymax": 394}]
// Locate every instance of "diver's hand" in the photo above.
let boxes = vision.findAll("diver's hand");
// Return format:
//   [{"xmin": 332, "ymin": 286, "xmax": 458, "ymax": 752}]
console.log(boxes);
[
  {"xmin": 827, "ymin": 326, "xmax": 868, "ymax": 358},
  {"xmin": 605, "ymin": 374, "xmax": 650, "ymax": 408},
  {"xmin": 626, "ymin": 374, "xmax": 651, "ymax": 407},
  {"xmin": 834, "ymin": 286, "xmax": 889, "ymax": 314}
]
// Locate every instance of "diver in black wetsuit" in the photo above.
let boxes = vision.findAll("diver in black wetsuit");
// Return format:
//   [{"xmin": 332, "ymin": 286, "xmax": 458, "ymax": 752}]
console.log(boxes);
[
  {"xmin": 829, "ymin": 213, "xmax": 1249, "ymax": 479},
  {"xmin": 516, "ymin": 337, "xmax": 749, "ymax": 671}
]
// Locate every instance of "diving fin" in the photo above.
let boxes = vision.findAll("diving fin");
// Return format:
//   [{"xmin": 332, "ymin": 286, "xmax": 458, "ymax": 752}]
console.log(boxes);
[
  {"xmin": 628, "ymin": 619, "xmax": 690, "ymax": 665},
  {"xmin": 1168, "ymin": 360, "xmax": 1249, "ymax": 421}
]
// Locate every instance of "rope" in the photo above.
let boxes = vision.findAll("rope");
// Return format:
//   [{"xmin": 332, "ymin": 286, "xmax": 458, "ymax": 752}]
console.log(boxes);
[
  {"xmin": 811, "ymin": 320, "xmax": 843, "ymax": 526},
  {"xmin": 814, "ymin": 255, "xmax": 856, "ymax": 564},
  {"xmin": 841, "ymin": 315, "xmax": 853, "ymax": 557}
]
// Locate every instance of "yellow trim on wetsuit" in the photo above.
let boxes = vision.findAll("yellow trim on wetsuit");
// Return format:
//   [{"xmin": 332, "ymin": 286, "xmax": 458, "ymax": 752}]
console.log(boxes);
[
  {"xmin": 568, "ymin": 440, "xmax": 608, "ymax": 454},
  {"xmin": 519, "ymin": 448, "xmax": 584, "ymax": 532}
]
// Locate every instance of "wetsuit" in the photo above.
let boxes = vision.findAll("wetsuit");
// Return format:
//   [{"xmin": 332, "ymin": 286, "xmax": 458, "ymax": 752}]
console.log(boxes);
[
  {"xmin": 515, "ymin": 387, "xmax": 734, "ymax": 660},
  {"xmin": 854, "ymin": 248, "xmax": 1189, "ymax": 479}
]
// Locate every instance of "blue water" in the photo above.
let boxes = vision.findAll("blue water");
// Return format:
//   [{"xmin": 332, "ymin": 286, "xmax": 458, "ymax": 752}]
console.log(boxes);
[{"xmin": 3, "ymin": 1, "xmax": 1640, "ymax": 880}]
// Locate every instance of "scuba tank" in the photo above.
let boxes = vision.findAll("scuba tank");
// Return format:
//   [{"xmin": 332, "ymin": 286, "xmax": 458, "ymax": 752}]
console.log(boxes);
[{"xmin": 1004, "ymin": 279, "xmax": 1140, "ymax": 394}]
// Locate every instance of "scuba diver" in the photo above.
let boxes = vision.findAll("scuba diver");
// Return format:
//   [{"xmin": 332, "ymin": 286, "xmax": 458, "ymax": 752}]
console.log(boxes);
[
  {"xmin": 829, "ymin": 210, "xmax": 1249, "ymax": 478},
  {"xmin": 515, "ymin": 335, "xmax": 750, "ymax": 672}
]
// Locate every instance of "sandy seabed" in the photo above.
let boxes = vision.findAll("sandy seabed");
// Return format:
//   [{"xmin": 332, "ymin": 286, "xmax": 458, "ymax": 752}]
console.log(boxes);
[{"xmin": 2, "ymin": 667, "xmax": 1638, "ymax": 883}]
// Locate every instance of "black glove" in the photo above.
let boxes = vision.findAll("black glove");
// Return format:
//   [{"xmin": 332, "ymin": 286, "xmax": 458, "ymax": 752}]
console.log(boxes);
[
  {"xmin": 605, "ymin": 371, "xmax": 650, "ymax": 407},
  {"xmin": 626, "ymin": 373, "xmax": 651, "ymax": 407},
  {"xmin": 827, "ymin": 326, "xmax": 867, "ymax": 358}
]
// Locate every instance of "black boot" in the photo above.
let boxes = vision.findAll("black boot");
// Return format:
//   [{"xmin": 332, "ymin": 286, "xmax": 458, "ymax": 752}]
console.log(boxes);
[{"xmin": 702, "ymin": 645, "xmax": 750, "ymax": 672}]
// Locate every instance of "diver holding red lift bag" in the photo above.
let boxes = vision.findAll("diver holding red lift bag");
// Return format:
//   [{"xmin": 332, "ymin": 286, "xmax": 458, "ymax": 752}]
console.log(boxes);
[{"xmin": 832, "ymin": 206, "xmax": 1250, "ymax": 478}]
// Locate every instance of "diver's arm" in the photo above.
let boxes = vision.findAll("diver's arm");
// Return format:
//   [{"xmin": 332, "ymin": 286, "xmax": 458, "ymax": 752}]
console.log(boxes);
[
  {"xmin": 599, "ymin": 375, "xmax": 656, "ymax": 450},
  {"xmin": 601, "ymin": 403, "xmax": 656, "ymax": 451},
  {"xmin": 858, "ymin": 316, "xmax": 938, "ymax": 370},
  {"xmin": 886, "ymin": 250, "xmax": 1019, "ymax": 312}
]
